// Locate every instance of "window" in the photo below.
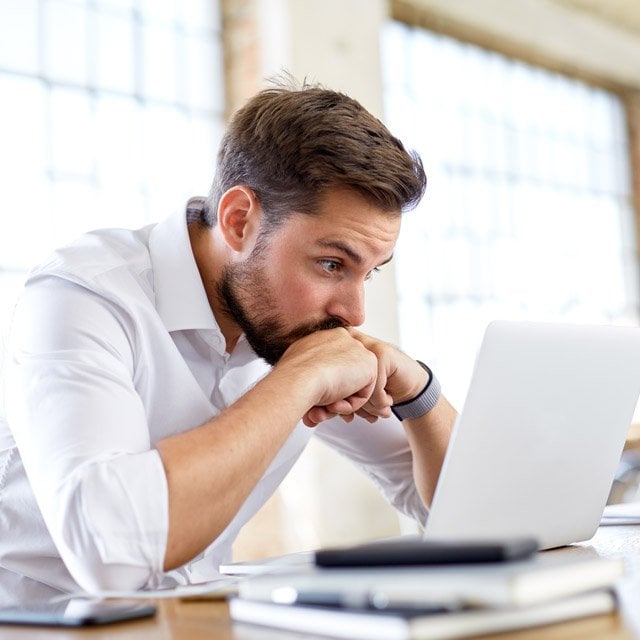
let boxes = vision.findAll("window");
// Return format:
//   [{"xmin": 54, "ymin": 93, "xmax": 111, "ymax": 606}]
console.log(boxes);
[
  {"xmin": 0, "ymin": 0, "xmax": 225, "ymax": 336},
  {"xmin": 382, "ymin": 22, "xmax": 639, "ymax": 407}
]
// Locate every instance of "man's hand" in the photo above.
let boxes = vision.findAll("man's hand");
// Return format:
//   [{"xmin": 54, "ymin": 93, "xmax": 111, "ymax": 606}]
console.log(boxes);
[
  {"xmin": 275, "ymin": 327, "xmax": 430, "ymax": 427},
  {"xmin": 347, "ymin": 329, "xmax": 430, "ymax": 423},
  {"xmin": 273, "ymin": 328, "xmax": 379, "ymax": 427},
  {"xmin": 285, "ymin": 328, "xmax": 454, "ymax": 509}
]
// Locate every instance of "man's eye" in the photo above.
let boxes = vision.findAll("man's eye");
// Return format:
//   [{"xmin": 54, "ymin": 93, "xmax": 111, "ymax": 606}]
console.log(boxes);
[
  {"xmin": 365, "ymin": 267, "xmax": 381, "ymax": 281},
  {"xmin": 319, "ymin": 260, "xmax": 341, "ymax": 274}
]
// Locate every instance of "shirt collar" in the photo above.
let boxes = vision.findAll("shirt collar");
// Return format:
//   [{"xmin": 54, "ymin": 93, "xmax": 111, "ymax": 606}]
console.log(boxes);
[{"xmin": 149, "ymin": 203, "xmax": 222, "ymax": 336}]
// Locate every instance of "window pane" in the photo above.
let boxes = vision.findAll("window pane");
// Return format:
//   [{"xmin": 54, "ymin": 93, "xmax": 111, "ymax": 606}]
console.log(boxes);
[
  {"xmin": 382, "ymin": 22, "xmax": 639, "ymax": 407},
  {"xmin": 94, "ymin": 95, "xmax": 143, "ymax": 187},
  {"xmin": 93, "ymin": 8, "xmax": 136, "ymax": 93},
  {"xmin": 139, "ymin": 0, "xmax": 177, "ymax": 24},
  {"xmin": 179, "ymin": 0, "xmax": 222, "ymax": 32},
  {"xmin": 0, "ymin": 180, "xmax": 53, "ymax": 270},
  {"xmin": 141, "ymin": 104, "xmax": 191, "ymax": 215},
  {"xmin": 93, "ymin": 189, "xmax": 148, "ymax": 230},
  {"xmin": 184, "ymin": 113, "xmax": 224, "ymax": 193},
  {"xmin": 49, "ymin": 180, "xmax": 99, "ymax": 247},
  {"xmin": 0, "ymin": 0, "xmax": 39, "ymax": 73},
  {"xmin": 42, "ymin": 0, "xmax": 88, "ymax": 84},
  {"xmin": 183, "ymin": 34, "xmax": 225, "ymax": 112},
  {"xmin": 0, "ymin": 0, "xmax": 224, "ymax": 327},
  {"xmin": 0, "ymin": 74, "xmax": 47, "ymax": 181},
  {"xmin": 141, "ymin": 23, "xmax": 179, "ymax": 102},
  {"xmin": 95, "ymin": 0, "xmax": 134, "ymax": 10},
  {"xmin": 50, "ymin": 87, "xmax": 95, "ymax": 178}
]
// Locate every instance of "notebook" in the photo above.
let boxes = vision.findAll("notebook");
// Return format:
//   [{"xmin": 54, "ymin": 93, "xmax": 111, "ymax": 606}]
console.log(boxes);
[
  {"xmin": 222, "ymin": 320, "xmax": 640, "ymax": 574},
  {"xmin": 229, "ymin": 590, "xmax": 616, "ymax": 640}
]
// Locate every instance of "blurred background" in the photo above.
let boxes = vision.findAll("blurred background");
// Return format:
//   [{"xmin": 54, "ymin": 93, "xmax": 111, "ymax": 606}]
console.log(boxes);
[{"xmin": 1, "ymin": 0, "xmax": 640, "ymax": 559}]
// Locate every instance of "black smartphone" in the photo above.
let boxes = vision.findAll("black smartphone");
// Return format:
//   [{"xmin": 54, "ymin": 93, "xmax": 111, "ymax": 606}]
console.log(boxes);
[
  {"xmin": 314, "ymin": 536, "xmax": 539, "ymax": 568},
  {"xmin": 0, "ymin": 599, "xmax": 156, "ymax": 627}
]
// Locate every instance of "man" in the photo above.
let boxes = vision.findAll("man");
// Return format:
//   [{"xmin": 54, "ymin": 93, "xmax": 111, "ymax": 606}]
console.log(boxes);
[{"xmin": 0, "ymin": 81, "xmax": 456, "ymax": 600}]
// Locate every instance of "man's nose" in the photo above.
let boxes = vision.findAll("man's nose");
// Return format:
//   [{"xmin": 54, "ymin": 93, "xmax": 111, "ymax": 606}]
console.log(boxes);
[{"xmin": 327, "ymin": 283, "xmax": 366, "ymax": 327}]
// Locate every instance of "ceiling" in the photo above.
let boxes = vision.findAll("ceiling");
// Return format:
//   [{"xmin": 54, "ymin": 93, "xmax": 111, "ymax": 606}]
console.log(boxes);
[
  {"xmin": 394, "ymin": 0, "xmax": 640, "ymax": 91},
  {"xmin": 552, "ymin": 0, "xmax": 640, "ymax": 37}
]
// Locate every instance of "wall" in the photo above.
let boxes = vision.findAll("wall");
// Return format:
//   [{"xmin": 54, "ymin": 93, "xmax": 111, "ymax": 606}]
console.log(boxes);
[{"xmin": 627, "ymin": 92, "xmax": 640, "ymax": 267}]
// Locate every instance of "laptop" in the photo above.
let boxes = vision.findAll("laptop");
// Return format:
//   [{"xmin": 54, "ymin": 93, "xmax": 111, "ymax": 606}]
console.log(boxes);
[
  {"xmin": 221, "ymin": 320, "xmax": 640, "ymax": 574},
  {"xmin": 424, "ymin": 320, "xmax": 640, "ymax": 549}
]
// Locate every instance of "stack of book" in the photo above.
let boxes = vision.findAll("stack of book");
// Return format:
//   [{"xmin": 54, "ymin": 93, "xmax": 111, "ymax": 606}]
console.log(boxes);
[{"xmin": 228, "ymin": 552, "xmax": 623, "ymax": 639}]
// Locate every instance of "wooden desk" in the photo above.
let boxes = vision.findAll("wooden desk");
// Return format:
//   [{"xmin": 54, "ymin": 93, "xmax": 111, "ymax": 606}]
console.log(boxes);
[{"xmin": 1, "ymin": 526, "xmax": 640, "ymax": 640}]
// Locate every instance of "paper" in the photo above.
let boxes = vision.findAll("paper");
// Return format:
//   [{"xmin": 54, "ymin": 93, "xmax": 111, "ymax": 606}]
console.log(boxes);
[
  {"xmin": 600, "ymin": 502, "xmax": 640, "ymax": 526},
  {"xmin": 50, "ymin": 577, "xmax": 239, "ymax": 603}
]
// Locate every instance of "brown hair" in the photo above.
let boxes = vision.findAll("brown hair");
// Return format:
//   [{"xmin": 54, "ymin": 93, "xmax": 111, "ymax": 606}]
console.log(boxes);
[{"xmin": 204, "ymin": 79, "xmax": 426, "ymax": 228}]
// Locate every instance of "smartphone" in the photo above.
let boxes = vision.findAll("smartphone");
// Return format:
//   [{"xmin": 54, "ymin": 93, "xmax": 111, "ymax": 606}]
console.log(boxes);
[
  {"xmin": 0, "ymin": 599, "xmax": 156, "ymax": 627},
  {"xmin": 314, "ymin": 536, "xmax": 538, "ymax": 567}
]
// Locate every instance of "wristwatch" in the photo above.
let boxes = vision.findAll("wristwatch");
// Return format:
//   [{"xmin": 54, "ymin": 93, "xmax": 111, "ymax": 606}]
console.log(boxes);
[{"xmin": 391, "ymin": 361, "xmax": 441, "ymax": 421}]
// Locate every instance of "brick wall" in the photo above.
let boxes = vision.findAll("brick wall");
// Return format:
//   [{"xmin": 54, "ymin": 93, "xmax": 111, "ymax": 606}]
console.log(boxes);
[
  {"xmin": 220, "ymin": 0, "xmax": 263, "ymax": 119},
  {"xmin": 625, "ymin": 92, "xmax": 640, "ymax": 267}
]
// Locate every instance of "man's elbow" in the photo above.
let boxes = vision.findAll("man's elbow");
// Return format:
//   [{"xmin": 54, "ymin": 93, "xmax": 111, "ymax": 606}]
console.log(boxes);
[
  {"xmin": 65, "ymin": 555, "xmax": 153, "ymax": 594},
  {"xmin": 50, "ymin": 464, "xmax": 168, "ymax": 594}
]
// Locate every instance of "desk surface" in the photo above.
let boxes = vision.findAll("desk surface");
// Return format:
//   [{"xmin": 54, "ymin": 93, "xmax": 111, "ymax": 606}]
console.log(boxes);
[{"xmin": 2, "ymin": 526, "xmax": 640, "ymax": 640}]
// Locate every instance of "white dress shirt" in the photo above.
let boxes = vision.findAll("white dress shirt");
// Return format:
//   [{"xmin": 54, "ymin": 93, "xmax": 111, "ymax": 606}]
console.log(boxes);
[{"xmin": 0, "ymin": 207, "xmax": 427, "ymax": 601}]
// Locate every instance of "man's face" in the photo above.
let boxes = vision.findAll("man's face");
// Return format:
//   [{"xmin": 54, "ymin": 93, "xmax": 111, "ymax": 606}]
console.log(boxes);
[{"xmin": 218, "ymin": 188, "xmax": 401, "ymax": 365}]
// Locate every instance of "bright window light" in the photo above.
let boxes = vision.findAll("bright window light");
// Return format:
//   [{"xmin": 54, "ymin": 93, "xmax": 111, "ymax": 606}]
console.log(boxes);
[
  {"xmin": 382, "ymin": 22, "xmax": 639, "ymax": 407},
  {"xmin": 0, "ymin": 0, "xmax": 224, "ymax": 339}
]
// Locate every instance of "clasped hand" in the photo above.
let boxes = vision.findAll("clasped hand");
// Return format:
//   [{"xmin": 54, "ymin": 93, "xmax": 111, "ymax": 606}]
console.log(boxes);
[{"xmin": 276, "ymin": 327, "xmax": 429, "ymax": 427}]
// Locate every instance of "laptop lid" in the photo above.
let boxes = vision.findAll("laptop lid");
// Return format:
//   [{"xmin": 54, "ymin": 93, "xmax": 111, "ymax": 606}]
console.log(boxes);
[{"xmin": 424, "ymin": 320, "xmax": 640, "ymax": 549}]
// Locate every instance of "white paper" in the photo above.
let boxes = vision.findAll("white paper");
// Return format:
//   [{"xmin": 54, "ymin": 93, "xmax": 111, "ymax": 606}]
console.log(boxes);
[
  {"xmin": 50, "ymin": 577, "xmax": 239, "ymax": 602},
  {"xmin": 600, "ymin": 501, "xmax": 640, "ymax": 526}
]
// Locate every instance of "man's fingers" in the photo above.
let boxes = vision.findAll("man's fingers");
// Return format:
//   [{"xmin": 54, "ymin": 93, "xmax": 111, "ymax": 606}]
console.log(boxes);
[
  {"xmin": 363, "ymin": 392, "xmax": 394, "ymax": 417},
  {"xmin": 303, "ymin": 406, "xmax": 337, "ymax": 427},
  {"xmin": 355, "ymin": 408, "xmax": 379, "ymax": 424},
  {"xmin": 324, "ymin": 399, "xmax": 358, "ymax": 415}
]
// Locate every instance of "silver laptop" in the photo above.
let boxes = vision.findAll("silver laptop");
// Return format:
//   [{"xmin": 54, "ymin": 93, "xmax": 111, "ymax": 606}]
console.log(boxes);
[
  {"xmin": 222, "ymin": 320, "xmax": 640, "ymax": 574},
  {"xmin": 425, "ymin": 320, "xmax": 640, "ymax": 549}
]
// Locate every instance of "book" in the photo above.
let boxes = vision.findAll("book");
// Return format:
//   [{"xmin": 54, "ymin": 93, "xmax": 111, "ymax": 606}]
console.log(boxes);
[
  {"xmin": 221, "ymin": 537, "xmax": 537, "ymax": 575},
  {"xmin": 236, "ymin": 553, "xmax": 624, "ymax": 609},
  {"xmin": 228, "ymin": 590, "xmax": 616, "ymax": 640}
]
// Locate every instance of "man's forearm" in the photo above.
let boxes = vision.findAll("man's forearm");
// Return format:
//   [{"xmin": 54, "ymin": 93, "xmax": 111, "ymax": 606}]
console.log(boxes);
[
  {"xmin": 402, "ymin": 395, "xmax": 457, "ymax": 508},
  {"xmin": 156, "ymin": 367, "xmax": 314, "ymax": 571}
]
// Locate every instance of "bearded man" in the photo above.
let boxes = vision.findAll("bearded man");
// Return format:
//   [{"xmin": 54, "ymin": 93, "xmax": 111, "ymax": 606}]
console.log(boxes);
[{"xmin": 0, "ymin": 81, "xmax": 456, "ymax": 600}]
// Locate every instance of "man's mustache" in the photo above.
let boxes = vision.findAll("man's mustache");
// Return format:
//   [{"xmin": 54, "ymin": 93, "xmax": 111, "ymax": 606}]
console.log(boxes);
[{"xmin": 286, "ymin": 317, "xmax": 347, "ymax": 341}]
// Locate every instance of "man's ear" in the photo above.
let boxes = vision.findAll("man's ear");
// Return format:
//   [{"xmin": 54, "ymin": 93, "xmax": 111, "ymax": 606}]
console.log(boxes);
[{"xmin": 217, "ymin": 186, "xmax": 262, "ymax": 253}]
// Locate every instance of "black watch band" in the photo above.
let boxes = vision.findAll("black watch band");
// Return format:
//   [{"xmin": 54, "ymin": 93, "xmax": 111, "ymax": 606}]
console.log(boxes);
[{"xmin": 391, "ymin": 361, "xmax": 441, "ymax": 421}]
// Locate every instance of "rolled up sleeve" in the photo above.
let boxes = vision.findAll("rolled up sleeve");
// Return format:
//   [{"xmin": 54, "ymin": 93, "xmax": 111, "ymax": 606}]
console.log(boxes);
[{"xmin": 6, "ymin": 276, "xmax": 169, "ymax": 593}]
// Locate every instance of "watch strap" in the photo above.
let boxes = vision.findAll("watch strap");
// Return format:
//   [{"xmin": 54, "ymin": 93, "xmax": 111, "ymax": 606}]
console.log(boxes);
[{"xmin": 391, "ymin": 361, "xmax": 441, "ymax": 421}]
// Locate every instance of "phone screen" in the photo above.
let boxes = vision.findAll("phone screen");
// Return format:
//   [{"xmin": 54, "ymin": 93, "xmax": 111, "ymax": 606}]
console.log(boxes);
[{"xmin": 0, "ymin": 599, "xmax": 156, "ymax": 627}]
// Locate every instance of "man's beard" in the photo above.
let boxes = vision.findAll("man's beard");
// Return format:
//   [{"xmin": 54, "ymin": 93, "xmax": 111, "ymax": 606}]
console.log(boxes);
[{"xmin": 217, "ymin": 258, "xmax": 345, "ymax": 366}]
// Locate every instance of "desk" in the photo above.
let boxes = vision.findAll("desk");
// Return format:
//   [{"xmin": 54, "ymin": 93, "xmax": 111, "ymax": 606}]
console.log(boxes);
[{"xmin": 1, "ymin": 526, "xmax": 640, "ymax": 640}]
